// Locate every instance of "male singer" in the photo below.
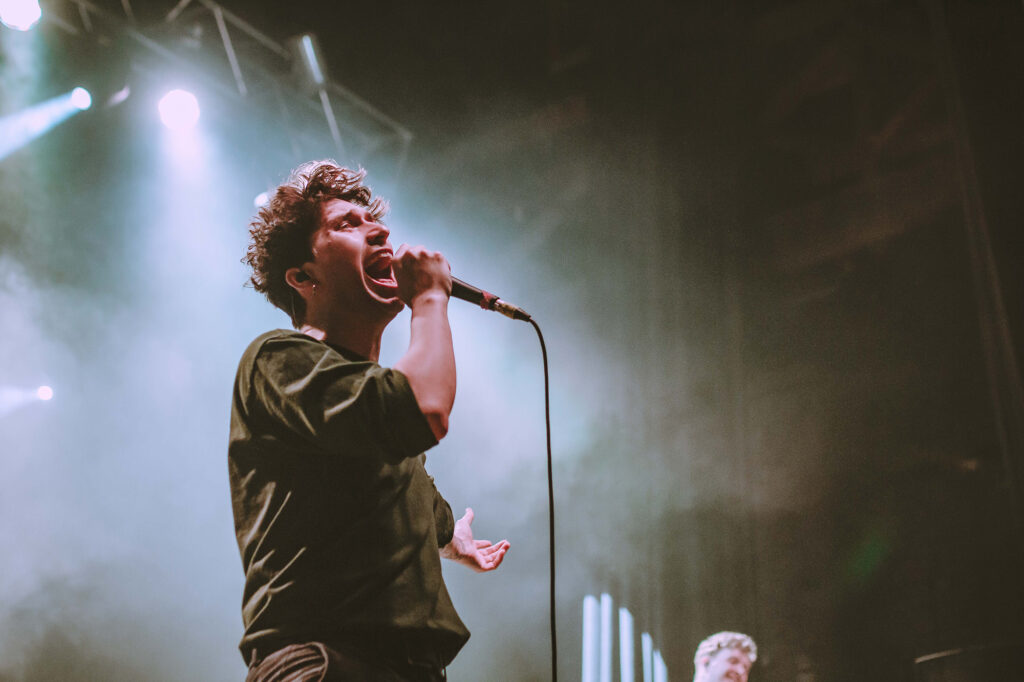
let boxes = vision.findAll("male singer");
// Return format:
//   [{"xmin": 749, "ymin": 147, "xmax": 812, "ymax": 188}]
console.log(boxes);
[
  {"xmin": 228, "ymin": 160, "xmax": 510, "ymax": 681},
  {"xmin": 693, "ymin": 631, "xmax": 757, "ymax": 682}
]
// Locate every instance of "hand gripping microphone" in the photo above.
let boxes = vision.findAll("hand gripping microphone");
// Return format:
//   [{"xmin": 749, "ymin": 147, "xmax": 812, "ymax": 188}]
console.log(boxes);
[{"xmin": 450, "ymin": 277, "xmax": 531, "ymax": 322}]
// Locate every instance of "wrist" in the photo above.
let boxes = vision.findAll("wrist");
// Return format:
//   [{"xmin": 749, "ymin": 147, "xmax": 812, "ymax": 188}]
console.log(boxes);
[{"xmin": 409, "ymin": 289, "xmax": 450, "ymax": 309}]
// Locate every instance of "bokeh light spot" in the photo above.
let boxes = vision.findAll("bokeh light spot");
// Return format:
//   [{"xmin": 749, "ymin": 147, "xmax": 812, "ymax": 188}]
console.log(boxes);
[
  {"xmin": 0, "ymin": 0, "xmax": 41, "ymax": 31},
  {"xmin": 158, "ymin": 89, "xmax": 200, "ymax": 131},
  {"xmin": 36, "ymin": 385, "xmax": 53, "ymax": 400},
  {"xmin": 71, "ymin": 87, "xmax": 92, "ymax": 111}
]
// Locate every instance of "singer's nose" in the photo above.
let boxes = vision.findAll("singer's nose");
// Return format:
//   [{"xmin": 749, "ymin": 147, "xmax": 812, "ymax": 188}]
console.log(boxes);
[{"xmin": 367, "ymin": 221, "xmax": 390, "ymax": 244}]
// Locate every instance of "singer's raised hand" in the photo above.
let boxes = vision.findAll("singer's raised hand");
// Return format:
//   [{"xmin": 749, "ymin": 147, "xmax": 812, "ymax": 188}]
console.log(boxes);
[
  {"xmin": 392, "ymin": 244, "xmax": 452, "ymax": 307},
  {"xmin": 441, "ymin": 507, "xmax": 510, "ymax": 573}
]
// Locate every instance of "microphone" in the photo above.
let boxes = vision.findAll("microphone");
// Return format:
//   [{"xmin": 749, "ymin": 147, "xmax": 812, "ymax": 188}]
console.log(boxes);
[{"xmin": 451, "ymin": 277, "xmax": 531, "ymax": 322}]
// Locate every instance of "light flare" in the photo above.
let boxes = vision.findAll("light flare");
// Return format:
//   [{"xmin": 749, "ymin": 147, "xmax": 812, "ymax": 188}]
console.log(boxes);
[
  {"xmin": 0, "ymin": 0, "xmax": 41, "ymax": 31},
  {"xmin": 158, "ymin": 89, "xmax": 200, "ymax": 131},
  {"xmin": 70, "ymin": 87, "xmax": 92, "ymax": 111}
]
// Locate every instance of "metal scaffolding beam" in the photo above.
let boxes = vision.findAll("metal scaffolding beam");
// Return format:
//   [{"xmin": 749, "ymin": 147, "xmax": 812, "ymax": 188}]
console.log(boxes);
[{"xmin": 42, "ymin": 0, "xmax": 413, "ymax": 171}]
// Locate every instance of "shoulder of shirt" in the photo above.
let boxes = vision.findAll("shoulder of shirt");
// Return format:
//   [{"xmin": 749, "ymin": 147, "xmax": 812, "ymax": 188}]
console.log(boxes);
[
  {"xmin": 255, "ymin": 328, "xmax": 313, "ymax": 346},
  {"xmin": 238, "ymin": 328, "xmax": 323, "ymax": 365},
  {"xmin": 239, "ymin": 329, "xmax": 380, "ymax": 369}
]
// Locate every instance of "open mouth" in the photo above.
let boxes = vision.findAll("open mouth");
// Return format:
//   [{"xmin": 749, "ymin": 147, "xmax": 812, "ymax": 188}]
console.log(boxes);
[{"xmin": 364, "ymin": 250, "xmax": 398, "ymax": 294}]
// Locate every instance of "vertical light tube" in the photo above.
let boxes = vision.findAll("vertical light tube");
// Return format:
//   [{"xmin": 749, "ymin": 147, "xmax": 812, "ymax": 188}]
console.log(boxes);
[
  {"xmin": 600, "ymin": 593, "xmax": 613, "ymax": 682},
  {"xmin": 654, "ymin": 649, "xmax": 668, "ymax": 682},
  {"xmin": 641, "ymin": 632, "xmax": 654, "ymax": 682},
  {"xmin": 582, "ymin": 595, "xmax": 600, "ymax": 682},
  {"xmin": 619, "ymin": 607, "xmax": 635, "ymax": 682},
  {"xmin": 299, "ymin": 34, "xmax": 325, "ymax": 85}
]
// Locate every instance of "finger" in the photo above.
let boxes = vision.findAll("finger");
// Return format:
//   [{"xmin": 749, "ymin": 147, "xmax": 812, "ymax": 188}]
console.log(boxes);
[
  {"xmin": 477, "ymin": 543, "xmax": 507, "ymax": 564},
  {"xmin": 462, "ymin": 507, "xmax": 474, "ymax": 525},
  {"xmin": 475, "ymin": 539, "xmax": 492, "ymax": 549},
  {"xmin": 474, "ymin": 554, "xmax": 497, "ymax": 572},
  {"xmin": 486, "ymin": 546, "xmax": 509, "ymax": 570},
  {"xmin": 480, "ymin": 541, "xmax": 509, "ymax": 555}
]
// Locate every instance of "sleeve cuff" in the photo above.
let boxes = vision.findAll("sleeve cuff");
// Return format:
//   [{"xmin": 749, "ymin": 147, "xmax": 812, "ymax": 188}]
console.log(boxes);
[{"xmin": 435, "ymin": 495, "xmax": 455, "ymax": 547}]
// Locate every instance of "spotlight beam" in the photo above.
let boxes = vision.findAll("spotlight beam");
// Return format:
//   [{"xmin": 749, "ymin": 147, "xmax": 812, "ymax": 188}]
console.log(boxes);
[
  {"xmin": 0, "ymin": 89, "xmax": 91, "ymax": 161},
  {"xmin": 0, "ymin": 385, "xmax": 54, "ymax": 417}
]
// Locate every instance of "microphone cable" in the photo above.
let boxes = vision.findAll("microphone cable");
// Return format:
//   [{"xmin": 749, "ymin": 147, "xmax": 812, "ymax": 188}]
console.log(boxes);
[
  {"xmin": 448, "ymin": 279, "xmax": 556, "ymax": 679},
  {"xmin": 528, "ymin": 318, "xmax": 557, "ymax": 682}
]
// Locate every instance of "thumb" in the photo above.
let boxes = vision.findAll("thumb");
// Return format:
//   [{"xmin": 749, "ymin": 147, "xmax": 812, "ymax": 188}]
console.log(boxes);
[{"xmin": 462, "ymin": 507, "xmax": 475, "ymax": 524}]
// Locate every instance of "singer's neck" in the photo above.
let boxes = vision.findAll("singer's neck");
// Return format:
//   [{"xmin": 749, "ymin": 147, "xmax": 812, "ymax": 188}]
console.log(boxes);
[{"xmin": 299, "ymin": 317, "xmax": 385, "ymax": 362}]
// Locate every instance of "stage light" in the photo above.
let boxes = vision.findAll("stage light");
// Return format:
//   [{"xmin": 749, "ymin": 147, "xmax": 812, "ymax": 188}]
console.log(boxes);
[
  {"xmin": 108, "ymin": 85, "xmax": 131, "ymax": 108},
  {"xmin": 299, "ymin": 34, "xmax": 326, "ymax": 86},
  {"xmin": 0, "ymin": 384, "xmax": 54, "ymax": 416},
  {"xmin": 619, "ymin": 608, "xmax": 635, "ymax": 682},
  {"xmin": 0, "ymin": 0, "xmax": 41, "ymax": 31},
  {"xmin": 70, "ymin": 87, "xmax": 92, "ymax": 111},
  {"xmin": 641, "ymin": 632, "xmax": 653, "ymax": 682},
  {"xmin": 653, "ymin": 650, "xmax": 667, "ymax": 682},
  {"xmin": 158, "ymin": 89, "xmax": 200, "ymax": 131},
  {"xmin": 582, "ymin": 594, "xmax": 620, "ymax": 682},
  {"xmin": 288, "ymin": 33, "xmax": 329, "ymax": 90},
  {"xmin": 582, "ymin": 595, "xmax": 599, "ymax": 682},
  {"xmin": 0, "ymin": 89, "xmax": 94, "ymax": 161},
  {"xmin": 600, "ymin": 593, "xmax": 613, "ymax": 682}
]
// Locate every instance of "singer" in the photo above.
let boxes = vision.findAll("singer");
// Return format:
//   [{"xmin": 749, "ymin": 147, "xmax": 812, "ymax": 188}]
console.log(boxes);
[{"xmin": 228, "ymin": 160, "xmax": 510, "ymax": 681}]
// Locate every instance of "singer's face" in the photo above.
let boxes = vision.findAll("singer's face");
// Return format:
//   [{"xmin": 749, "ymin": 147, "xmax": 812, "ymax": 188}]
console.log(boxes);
[
  {"xmin": 306, "ymin": 198, "xmax": 404, "ymax": 321},
  {"xmin": 701, "ymin": 648, "xmax": 752, "ymax": 682}
]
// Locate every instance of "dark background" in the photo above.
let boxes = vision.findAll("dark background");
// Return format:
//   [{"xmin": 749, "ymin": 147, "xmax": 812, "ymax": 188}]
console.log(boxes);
[{"xmin": 1, "ymin": 0, "xmax": 1022, "ymax": 680}]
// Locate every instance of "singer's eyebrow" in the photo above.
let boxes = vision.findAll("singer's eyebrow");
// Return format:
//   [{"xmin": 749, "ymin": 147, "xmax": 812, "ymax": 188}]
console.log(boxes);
[{"xmin": 335, "ymin": 209, "xmax": 362, "ymax": 226}]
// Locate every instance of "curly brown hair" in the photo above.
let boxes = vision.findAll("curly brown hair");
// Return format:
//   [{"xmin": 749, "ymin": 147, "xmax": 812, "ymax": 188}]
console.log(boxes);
[{"xmin": 244, "ymin": 160, "xmax": 388, "ymax": 327}]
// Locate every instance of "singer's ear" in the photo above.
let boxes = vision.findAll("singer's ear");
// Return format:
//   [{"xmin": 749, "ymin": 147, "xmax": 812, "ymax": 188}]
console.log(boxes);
[{"xmin": 285, "ymin": 266, "xmax": 313, "ymax": 292}]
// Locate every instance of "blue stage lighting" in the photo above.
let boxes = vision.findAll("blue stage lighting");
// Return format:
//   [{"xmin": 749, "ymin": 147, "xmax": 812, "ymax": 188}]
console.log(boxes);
[
  {"xmin": 0, "ymin": 0, "xmax": 41, "ymax": 31},
  {"xmin": 0, "ymin": 89, "xmax": 93, "ymax": 161},
  {"xmin": 158, "ymin": 89, "xmax": 200, "ymax": 131},
  {"xmin": 70, "ymin": 87, "xmax": 92, "ymax": 111},
  {"xmin": 299, "ymin": 35, "xmax": 326, "ymax": 86},
  {"xmin": 0, "ymin": 384, "xmax": 53, "ymax": 417}
]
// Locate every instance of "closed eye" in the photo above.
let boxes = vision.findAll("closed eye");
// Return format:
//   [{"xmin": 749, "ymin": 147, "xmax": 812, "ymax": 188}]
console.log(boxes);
[{"xmin": 336, "ymin": 210, "xmax": 363, "ymax": 229}]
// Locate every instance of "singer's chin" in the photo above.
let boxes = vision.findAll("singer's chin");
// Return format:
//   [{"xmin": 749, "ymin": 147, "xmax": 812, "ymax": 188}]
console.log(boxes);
[
  {"xmin": 380, "ymin": 294, "xmax": 405, "ymax": 314},
  {"xmin": 375, "ymin": 293, "xmax": 403, "ymax": 310}
]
